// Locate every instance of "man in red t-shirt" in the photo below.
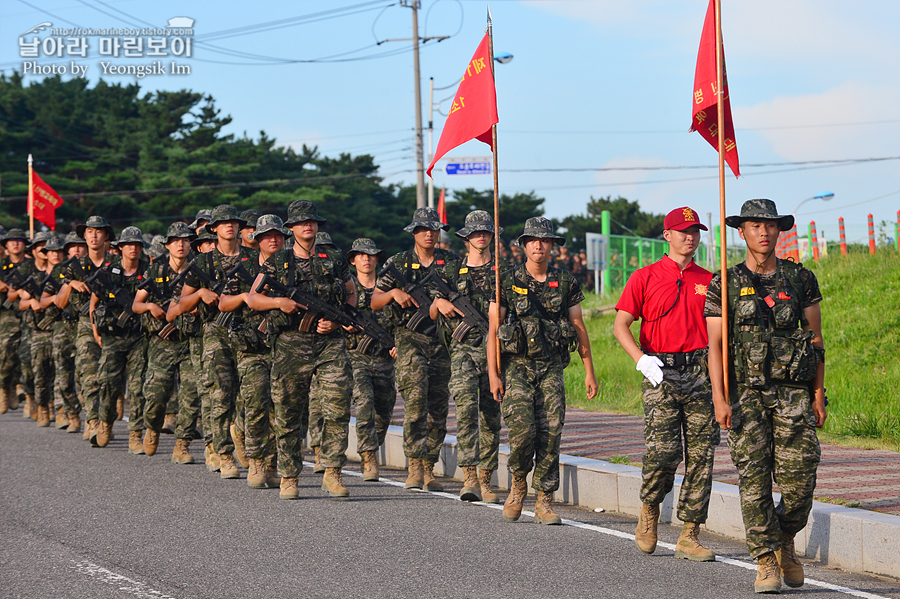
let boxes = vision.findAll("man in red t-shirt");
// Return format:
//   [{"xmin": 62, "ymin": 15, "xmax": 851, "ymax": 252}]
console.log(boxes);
[{"xmin": 614, "ymin": 206, "xmax": 719, "ymax": 563}]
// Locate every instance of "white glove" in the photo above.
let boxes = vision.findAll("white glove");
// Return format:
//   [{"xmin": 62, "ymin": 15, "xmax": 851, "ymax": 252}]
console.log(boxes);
[{"xmin": 636, "ymin": 354, "xmax": 665, "ymax": 387}]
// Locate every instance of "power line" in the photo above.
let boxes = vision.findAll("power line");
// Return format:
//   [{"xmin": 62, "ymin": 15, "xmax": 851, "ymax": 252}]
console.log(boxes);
[
  {"xmin": 501, "ymin": 156, "xmax": 900, "ymax": 173},
  {"xmin": 503, "ymin": 119, "xmax": 900, "ymax": 135}
]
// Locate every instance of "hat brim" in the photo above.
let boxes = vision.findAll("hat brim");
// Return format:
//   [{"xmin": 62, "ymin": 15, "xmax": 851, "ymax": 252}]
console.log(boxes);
[
  {"xmin": 346, "ymin": 249, "xmax": 386, "ymax": 263},
  {"xmin": 455, "ymin": 224, "xmax": 503, "ymax": 239},
  {"xmin": 668, "ymin": 222, "xmax": 709, "ymax": 232},
  {"xmin": 283, "ymin": 215, "xmax": 327, "ymax": 227},
  {"xmin": 205, "ymin": 217, "xmax": 248, "ymax": 234},
  {"xmin": 517, "ymin": 233, "xmax": 566, "ymax": 247},
  {"xmin": 249, "ymin": 225, "xmax": 290, "ymax": 241},
  {"xmin": 116, "ymin": 239, "xmax": 146, "ymax": 248},
  {"xmin": 725, "ymin": 215, "xmax": 794, "ymax": 231},
  {"xmin": 404, "ymin": 221, "xmax": 449, "ymax": 233},
  {"xmin": 75, "ymin": 224, "xmax": 116, "ymax": 242},
  {"xmin": 165, "ymin": 233, "xmax": 197, "ymax": 244}
]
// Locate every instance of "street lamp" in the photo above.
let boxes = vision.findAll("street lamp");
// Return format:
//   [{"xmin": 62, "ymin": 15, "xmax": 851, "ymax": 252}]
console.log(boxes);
[{"xmin": 793, "ymin": 191, "xmax": 834, "ymax": 216}]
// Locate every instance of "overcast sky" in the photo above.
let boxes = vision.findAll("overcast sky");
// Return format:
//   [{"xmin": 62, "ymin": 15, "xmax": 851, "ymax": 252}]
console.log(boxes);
[{"xmin": 3, "ymin": 0, "xmax": 898, "ymax": 244}]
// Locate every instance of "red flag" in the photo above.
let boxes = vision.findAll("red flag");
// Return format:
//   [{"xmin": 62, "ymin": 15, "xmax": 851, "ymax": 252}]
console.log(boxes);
[
  {"xmin": 690, "ymin": 0, "xmax": 740, "ymax": 178},
  {"xmin": 30, "ymin": 171, "xmax": 64, "ymax": 230},
  {"xmin": 426, "ymin": 33, "xmax": 498, "ymax": 178},
  {"xmin": 437, "ymin": 188, "xmax": 447, "ymax": 224}
]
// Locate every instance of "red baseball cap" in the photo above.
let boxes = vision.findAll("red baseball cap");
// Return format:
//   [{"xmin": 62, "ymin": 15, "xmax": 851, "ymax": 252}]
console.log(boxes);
[{"xmin": 664, "ymin": 206, "xmax": 708, "ymax": 231}]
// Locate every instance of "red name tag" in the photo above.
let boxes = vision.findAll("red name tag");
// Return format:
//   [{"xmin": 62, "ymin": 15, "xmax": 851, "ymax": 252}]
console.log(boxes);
[
  {"xmin": 549, "ymin": 281, "xmax": 559, "ymax": 288},
  {"xmin": 764, "ymin": 295, "xmax": 776, "ymax": 308},
  {"xmin": 436, "ymin": 260, "xmax": 445, "ymax": 265},
  {"xmin": 777, "ymin": 292, "xmax": 791, "ymax": 300},
  {"xmin": 318, "ymin": 253, "xmax": 327, "ymax": 258}
]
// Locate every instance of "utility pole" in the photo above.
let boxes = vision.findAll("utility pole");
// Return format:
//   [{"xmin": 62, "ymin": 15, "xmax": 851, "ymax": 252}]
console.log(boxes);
[{"xmin": 409, "ymin": 1, "xmax": 425, "ymax": 208}]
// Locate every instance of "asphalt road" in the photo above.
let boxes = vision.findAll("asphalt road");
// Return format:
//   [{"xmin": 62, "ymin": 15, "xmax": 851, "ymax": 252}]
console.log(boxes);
[{"xmin": 2, "ymin": 414, "xmax": 899, "ymax": 599}]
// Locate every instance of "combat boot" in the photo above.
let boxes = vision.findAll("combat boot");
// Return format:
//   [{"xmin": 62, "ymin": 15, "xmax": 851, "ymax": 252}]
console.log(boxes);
[
  {"xmin": 67, "ymin": 412, "xmax": 81, "ymax": 434},
  {"xmin": 230, "ymin": 422, "xmax": 248, "ymax": 468},
  {"xmin": 478, "ymin": 468, "xmax": 499, "ymax": 504},
  {"xmin": 55, "ymin": 406, "xmax": 68, "ymax": 429},
  {"xmin": 84, "ymin": 419, "xmax": 97, "ymax": 441},
  {"xmin": 162, "ymin": 413, "xmax": 176, "ymax": 434},
  {"xmin": 313, "ymin": 446, "xmax": 325, "ymax": 473},
  {"xmin": 264, "ymin": 454, "xmax": 280, "ymax": 488},
  {"xmin": 460, "ymin": 466, "xmax": 482, "ymax": 502},
  {"xmin": 128, "ymin": 430, "xmax": 145, "ymax": 455},
  {"xmin": 405, "ymin": 458, "xmax": 424, "ymax": 489},
  {"xmin": 279, "ymin": 476, "xmax": 299, "ymax": 500},
  {"xmin": 143, "ymin": 429, "xmax": 160, "ymax": 456},
  {"xmin": 116, "ymin": 395, "xmax": 124, "ymax": 420},
  {"xmin": 361, "ymin": 450, "xmax": 379, "ymax": 482},
  {"xmin": 635, "ymin": 503, "xmax": 660, "ymax": 554},
  {"xmin": 171, "ymin": 438, "xmax": 194, "ymax": 464},
  {"xmin": 7, "ymin": 387, "xmax": 18, "ymax": 411},
  {"xmin": 534, "ymin": 490, "xmax": 562, "ymax": 525},
  {"xmin": 675, "ymin": 522, "xmax": 716, "ymax": 561},
  {"xmin": 503, "ymin": 475, "xmax": 528, "ymax": 522},
  {"xmin": 205, "ymin": 444, "xmax": 220, "ymax": 472},
  {"xmin": 0, "ymin": 386, "xmax": 8, "ymax": 413},
  {"xmin": 36, "ymin": 405, "xmax": 51, "ymax": 427},
  {"xmin": 322, "ymin": 467, "xmax": 350, "ymax": 497},
  {"xmin": 23, "ymin": 391, "xmax": 35, "ymax": 419},
  {"xmin": 423, "ymin": 461, "xmax": 444, "ymax": 492},
  {"xmin": 777, "ymin": 532, "xmax": 804, "ymax": 588},
  {"xmin": 218, "ymin": 452, "xmax": 240, "ymax": 479},
  {"xmin": 755, "ymin": 552, "xmax": 782, "ymax": 594},
  {"xmin": 95, "ymin": 421, "xmax": 112, "ymax": 447},
  {"xmin": 247, "ymin": 458, "xmax": 267, "ymax": 489}
]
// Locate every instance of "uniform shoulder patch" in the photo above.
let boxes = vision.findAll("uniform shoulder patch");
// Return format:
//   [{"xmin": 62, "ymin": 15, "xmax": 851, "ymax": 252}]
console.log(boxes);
[
  {"xmin": 740, "ymin": 287, "xmax": 755, "ymax": 296},
  {"xmin": 512, "ymin": 285, "xmax": 528, "ymax": 295}
]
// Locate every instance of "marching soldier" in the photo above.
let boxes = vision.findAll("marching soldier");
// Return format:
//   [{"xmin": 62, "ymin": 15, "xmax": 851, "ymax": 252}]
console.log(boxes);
[
  {"xmin": 239, "ymin": 209, "xmax": 261, "ymax": 251},
  {"xmin": 20, "ymin": 233, "xmax": 57, "ymax": 426},
  {"xmin": 487, "ymin": 217, "xmax": 598, "ymax": 524},
  {"xmin": 706, "ymin": 199, "xmax": 826, "ymax": 594},
  {"xmin": 190, "ymin": 209, "xmax": 212, "ymax": 236},
  {"xmin": 614, "ymin": 206, "xmax": 718, "ymax": 561},
  {"xmin": 371, "ymin": 207, "xmax": 459, "ymax": 491},
  {"xmin": 12, "ymin": 232, "xmax": 51, "ymax": 420},
  {"xmin": 431, "ymin": 211, "xmax": 502, "ymax": 502},
  {"xmin": 0, "ymin": 228, "xmax": 28, "ymax": 414}
]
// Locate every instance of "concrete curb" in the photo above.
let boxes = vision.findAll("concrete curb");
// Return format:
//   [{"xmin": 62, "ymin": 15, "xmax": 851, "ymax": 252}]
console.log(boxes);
[{"xmin": 345, "ymin": 419, "xmax": 900, "ymax": 580}]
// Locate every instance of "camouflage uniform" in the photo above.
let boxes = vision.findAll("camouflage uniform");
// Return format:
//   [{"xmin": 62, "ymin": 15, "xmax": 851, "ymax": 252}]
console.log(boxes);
[
  {"xmin": 15, "ymin": 257, "xmax": 39, "ymax": 400},
  {"xmin": 495, "ymin": 263, "xmax": 584, "ymax": 492},
  {"xmin": 0, "ymin": 252, "xmax": 25, "ymax": 396},
  {"xmin": 45, "ymin": 257, "xmax": 79, "ymax": 417},
  {"xmin": 706, "ymin": 232, "xmax": 824, "ymax": 557},
  {"xmin": 66, "ymin": 254, "xmax": 110, "ymax": 423},
  {"xmin": 376, "ymin": 247, "xmax": 459, "ymax": 463}
]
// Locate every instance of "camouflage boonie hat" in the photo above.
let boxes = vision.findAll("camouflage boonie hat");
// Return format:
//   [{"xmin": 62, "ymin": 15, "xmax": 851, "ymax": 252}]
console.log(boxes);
[
  {"xmin": 205, "ymin": 204, "xmax": 247, "ymax": 233},
  {"xmin": 403, "ymin": 206, "xmax": 449, "ymax": 233},
  {"xmin": 726, "ymin": 199, "xmax": 794, "ymax": 231},
  {"xmin": 76, "ymin": 215, "xmax": 116, "ymax": 241},
  {"xmin": 239, "ymin": 209, "xmax": 261, "ymax": 229},
  {"xmin": 189, "ymin": 209, "xmax": 213, "ymax": 230},
  {"xmin": 191, "ymin": 230, "xmax": 217, "ymax": 250},
  {"xmin": 42, "ymin": 236, "xmax": 66, "ymax": 253},
  {"xmin": 315, "ymin": 232, "xmax": 337, "ymax": 248},
  {"xmin": 28, "ymin": 230, "xmax": 53, "ymax": 249},
  {"xmin": 165, "ymin": 221, "xmax": 196, "ymax": 244},
  {"xmin": 151, "ymin": 234, "xmax": 166, "ymax": 246},
  {"xmin": 116, "ymin": 226, "xmax": 145, "ymax": 247},
  {"xmin": 142, "ymin": 233, "xmax": 154, "ymax": 246},
  {"xmin": 284, "ymin": 199, "xmax": 326, "ymax": 227},
  {"xmin": 2, "ymin": 228, "xmax": 28, "ymax": 246},
  {"xmin": 146, "ymin": 244, "xmax": 165, "ymax": 260},
  {"xmin": 63, "ymin": 231, "xmax": 86, "ymax": 248},
  {"xmin": 248, "ymin": 214, "xmax": 290, "ymax": 240},
  {"xmin": 455, "ymin": 210, "xmax": 503, "ymax": 239},
  {"xmin": 517, "ymin": 217, "xmax": 566, "ymax": 247},
  {"xmin": 346, "ymin": 238, "xmax": 386, "ymax": 263}
]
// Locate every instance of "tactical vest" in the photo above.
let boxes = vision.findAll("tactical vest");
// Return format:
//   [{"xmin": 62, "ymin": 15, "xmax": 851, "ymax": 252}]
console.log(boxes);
[
  {"xmin": 345, "ymin": 275, "xmax": 393, "ymax": 354},
  {"xmin": 194, "ymin": 247, "xmax": 257, "ymax": 324},
  {"xmin": 496, "ymin": 265, "xmax": 579, "ymax": 360},
  {"xmin": 94, "ymin": 258, "xmax": 142, "ymax": 334},
  {"xmin": 726, "ymin": 259, "xmax": 819, "ymax": 388},
  {"xmin": 439, "ymin": 259, "xmax": 494, "ymax": 346},
  {"xmin": 267, "ymin": 246, "xmax": 347, "ymax": 332},
  {"xmin": 0, "ymin": 258, "xmax": 23, "ymax": 313},
  {"xmin": 68, "ymin": 255, "xmax": 109, "ymax": 318},
  {"xmin": 384, "ymin": 248, "xmax": 458, "ymax": 330}
]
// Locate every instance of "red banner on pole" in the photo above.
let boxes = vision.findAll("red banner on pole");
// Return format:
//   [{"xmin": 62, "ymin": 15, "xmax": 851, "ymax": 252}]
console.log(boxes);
[
  {"xmin": 690, "ymin": 0, "xmax": 740, "ymax": 178},
  {"xmin": 30, "ymin": 170, "xmax": 64, "ymax": 230},
  {"xmin": 426, "ymin": 32, "xmax": 498, "ymax": 178}
]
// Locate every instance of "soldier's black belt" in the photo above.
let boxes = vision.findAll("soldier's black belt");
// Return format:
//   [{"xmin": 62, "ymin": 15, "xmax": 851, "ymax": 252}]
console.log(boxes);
[{"xmin": 646, "ymin": 348, "xmax": 707, "ymax": 368}]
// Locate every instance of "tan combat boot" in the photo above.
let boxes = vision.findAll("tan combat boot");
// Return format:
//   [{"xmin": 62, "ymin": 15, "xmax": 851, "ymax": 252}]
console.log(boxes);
[
  {"xmin": 247, "ymin": 458, "xmax": 267, "ymax": 489},
  {"xmin": 535, "ymin": 490, "xmax": 562, "ymax": 525},
  {"xmin": 279, "ymin": 476, "xmax": 299, "ymax": 500},
  {"xmin": 95, "ymin": 421, "xmax": 112, "ymax": 447},
  {"xmin": 264, "ymin": 454, "xmax": 280, "ymax": 488},
  {"xmin": 0, "ymin": 386, "xmax": 8, "ymax": 413},
  {"xmin": 361, "ymin": 450, "xmax": 379, "ymax": 482},
  {"xmin": 230, "ymin": 422, "xmax": 248, "ymax": 468},
  {"xmin": 128, "ymin": 430, "xmax": 145, "ymax": 455},
  {"xmin": 7, "ymin": 387, "xmax": 18, "ymax": 411},
  {"xmin": 635, "ymin": 503, "xmax": 660, "ymax": 554},
  {"xmin": 116, "ymin": 395, "xmax": 124, "ymax": 420},
  {"xmin": 55, "ymin": 406, "xmax": 68, "ymax": 429},
  {"xmin": 24, "ymin": 392, "xmax": 36, "ymax": 419},
  {"xmin": 205, "ymin": 443, "xmax": 221, "ymax": 472},
  {"xmin": 171, "ymin": 438, "xmax": 194, "ymax": 464},
  {"xmin": 478, "ymin": 468, "xmax": 498, "ymax": 504},
  {"xmin": 423, "ymin": 461, "xmax": 444, "ymax": 492},
  {"xmin": 675, "ymin": 522, "xmax": 716, "ymax": 561},
  {"xmin": 162, "ymin": 413, "xmax": 176, "ymax": 434},
  {"xmin": 503, "ymin": 475, "xmax": 528, "ymax": 522},
  {"xmin": 218, "ymin": 452, "xmax": 240, "ymax": 479},
  {"xmin": 322, "ymin": 467, "xmax": 350, "ymax": 497},
  {"xmin": 755, "ymin": 551, "xmax": 782, "ymax": 594},
  {"xmin": 777, "ymin": 532, "xmax": 804, "ymax": 588},
  {"xmin": 460, "ymin": 466, "xmax": 482, "ymax": 502},
  {"xmin": 312, "ymin": 446, "xmax": 325, "ymax": 473},
  {"xmin": 405, "ymin": 457, "xmax": 424, "ymax": 490},
  {"xmin": 143, "ymin": 429, "xmax": 160, "ymax": 456},
  {"xmin": 84, "ymin": 419, "xmax": 97, "ymax": 441},
  {"xmin": 67, "ymin": 412, "xmax": 81, "ymax": 434},
  {"xmin": 36, "ymin": 405, "xmax": 51, "ymax": 427}
]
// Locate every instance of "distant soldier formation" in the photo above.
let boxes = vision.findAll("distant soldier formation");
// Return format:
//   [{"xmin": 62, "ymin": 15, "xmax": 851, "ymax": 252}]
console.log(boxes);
[{"xmin": 0, "ymin": 198, "xmax": 825, "ymax": 594}]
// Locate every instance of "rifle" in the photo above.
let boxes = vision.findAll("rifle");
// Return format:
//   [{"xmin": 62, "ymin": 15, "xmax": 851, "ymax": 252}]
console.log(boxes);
[
  {"xmin": 254, "ymin": 274, "xmax": 394, "ymax": 350},
  {"xmin": 86, "ymin": 267, "xmax": 138, "ymax": 330},
  {"xmin": 136, "ymin": 260, "xmax": 196, "ymax": 339},
  {"xmin": 5, "ymin": 268, "xmax": 43, "ymax": 299},
  {"xmin": 427, "ymin": 273, "xmax": 489, "ymax": 343},
  {"xmin": 34, "ymin": 266, "xmax": 73, "ymax": 331},
  {"xmin": 187, "ymin": 260, "xmax": 256, "ymax": 328},
  {"xmin": 376, "ymin": 261, "xmax": 439, "ymax": 336}
]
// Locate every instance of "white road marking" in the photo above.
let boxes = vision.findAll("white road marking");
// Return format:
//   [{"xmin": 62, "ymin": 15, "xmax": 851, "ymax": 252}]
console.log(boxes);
[{"xmin": 70, "ymin": 560, "xmax": 177, "ymax": 599}]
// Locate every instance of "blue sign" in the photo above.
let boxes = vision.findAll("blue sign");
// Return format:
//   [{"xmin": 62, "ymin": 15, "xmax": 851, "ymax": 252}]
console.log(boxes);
[{"xmin": 445, "ymin": 162, "xmax": 491, "ymax": 176}]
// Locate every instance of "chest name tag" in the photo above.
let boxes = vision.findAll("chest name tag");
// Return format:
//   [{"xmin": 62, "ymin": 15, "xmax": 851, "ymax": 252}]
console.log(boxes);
[
  {"xmin": 548, "ymin": 281, "xmax": 559, "ymax": 288},
  {"xmin": 459, "ymin": 268, "xmax": 469, "ymax": 274},
  {"xmin": 436, "ymin": 260, "xmax": 445, "ymax": 265},
  {"xmin": 777, "ymin": 292, "xmax": 791, "ymax": 300},
  {"xmin": 740, "ymin": 287, "xmax": 755, "ymax": 296},
  {"xmin": 512, "ymin": 285, "xmax": 528, "ymax": 295},
  {"xmin": 318, "ymin": 253, "xmax": 327, "ymax": 258},
  {"xmin": 411, "ymin": 263, "xmax": 420, "ymax": 269},
  {"xmin": 111, "ymin": 268, "xmax": 121, "ymax": 275}
]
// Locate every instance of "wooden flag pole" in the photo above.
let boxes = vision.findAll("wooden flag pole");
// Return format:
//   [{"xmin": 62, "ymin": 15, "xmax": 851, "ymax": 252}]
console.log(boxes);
[
  {"xmin": 487, "ymin": 6, "xmax": 501, "ymax": 373},
  {"xmin": 27, "ymin": 154, "xmax": 34, "ymax": 239},
  {"xmin": 714, "ymin": 0, "xmax": 730, "ymax": 399}
]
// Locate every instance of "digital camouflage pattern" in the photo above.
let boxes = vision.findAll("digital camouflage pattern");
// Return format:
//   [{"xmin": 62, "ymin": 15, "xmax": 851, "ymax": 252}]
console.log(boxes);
[
  {"xmin": 449, "ymin": 339, "xmax": 500, "ymax": 471},
  {"xmin": 52, "ymin": 319, "xmax": 78, "ymax": 416},
  {"xmin": 97, "ymin": 331, "xmax": 145, "ymax": 425},
  {"xmin": 142, "ymin": 335, "xmax": 193, "ymax": 433},
  {"xmin": 75, "ymin": 319, "xmax": 102, "ymax": 422},
  {"xmin": 201, "ymin": 322, "xmax": 239, "ymax": 454},
  {"xmin": 237, "ymin": 351, "xmax": 275, "ymax": 460},
  {"xmin": 190, "ymin": 334, "xmax": 212, "ymax": 445},
  {"xmin": 30, "ymin": 327, "xmax": 54, "ymax": 409},
  {"xmin": 0, "ymin": 310, "xmax": 22, "ymax": 392},
  {"xmin": 639, "ymin": 359, "xmax": 719, "ymax": 523},
  {"xmin": 349, "ymin": 350, "xmax": 396, "ymax": 452}
]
